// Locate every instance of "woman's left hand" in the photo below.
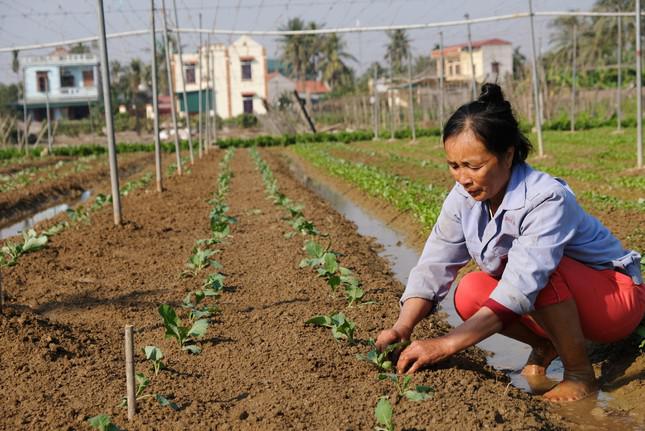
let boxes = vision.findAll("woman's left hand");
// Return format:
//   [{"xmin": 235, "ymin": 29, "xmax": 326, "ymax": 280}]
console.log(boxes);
[{"xmin": 396, "ymin": 338, "xmax": 454, "ymax": 374}]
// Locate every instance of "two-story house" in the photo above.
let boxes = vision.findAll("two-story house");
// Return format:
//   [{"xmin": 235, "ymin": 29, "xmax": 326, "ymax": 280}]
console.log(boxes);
[
  {"xmin": 20, "ymin": 47, "xmax": 100, "ymax": 121},
  {"xmin": 431, "ymin": 38, "xmax": 513, "ymax": 83},
  {"xmin": 172, "ymin": 36, "xmax": 268, "ymax": 119}
]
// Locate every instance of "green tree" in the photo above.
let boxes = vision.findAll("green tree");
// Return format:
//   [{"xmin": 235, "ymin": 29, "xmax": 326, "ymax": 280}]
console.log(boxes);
[
  {"xmin": 278, "ymin": 17, "xmax": 312, "ymax": 82},
  {"xmin": 385, "ymin": 29, "xmax": 410, "ymax": 75},
  {"xmin": 319, "ymin": 33, "xmax": 356, "ymax": 90},
  {"xmin": 69, "ymin": 42, "xmax": 91, "ymax": 54}
]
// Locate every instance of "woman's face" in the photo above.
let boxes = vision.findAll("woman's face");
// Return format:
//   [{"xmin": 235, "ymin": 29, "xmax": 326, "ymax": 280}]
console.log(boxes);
[{"xmin": 444, "ymin": 129, "xmax": 514, "ymax": 208}]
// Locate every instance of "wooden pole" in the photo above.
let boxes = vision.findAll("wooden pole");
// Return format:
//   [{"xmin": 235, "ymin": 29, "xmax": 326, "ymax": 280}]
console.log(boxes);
[
  {"xmin": 172, "ymin": 0, "xmax": 194, "ymax": 165},
  {"xmin": 0, "ymin": 270, "xmax": 4, "ymax": 314},
  {"xmin": 198, "ymin": 13, "xmax": 203, "ymax": 159},
  {"xmin": 570, "ymin": 23, "xmax": 577, "ymax": 132},
  {"xmin": 617, "ymin": 13, "xmax": 622, "ymax": 132},
  {"xmin": 150, "ymin": 0, "xmax": 163, "ymax": 193},
  {"xmin": 124, "ymin": 325, "xmax": 136, "ymax": 420}
]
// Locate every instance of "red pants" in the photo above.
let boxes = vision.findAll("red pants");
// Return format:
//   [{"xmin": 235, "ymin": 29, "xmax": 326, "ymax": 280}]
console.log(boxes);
[{"xmin": 454, "ymin": 257, "xmax": 645, "ymax": 343}]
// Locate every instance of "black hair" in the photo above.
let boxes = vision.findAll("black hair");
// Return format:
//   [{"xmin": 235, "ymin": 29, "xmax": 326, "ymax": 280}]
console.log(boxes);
[{"xmin": 442, "ymin": 83, "xmax": 532, "ymax": 164}]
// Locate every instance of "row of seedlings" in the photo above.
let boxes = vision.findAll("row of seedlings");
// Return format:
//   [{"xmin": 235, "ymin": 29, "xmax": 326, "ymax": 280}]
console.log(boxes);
[
  {"xmin": 88, "ymin": 149, "xmax": 237, "ymax": 429},
  {"xmin": 250, "ymin": 147, "xmax": 434, "ymax": 430}
]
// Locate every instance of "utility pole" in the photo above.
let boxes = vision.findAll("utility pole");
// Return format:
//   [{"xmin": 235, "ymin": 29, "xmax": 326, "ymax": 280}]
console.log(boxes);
[
  {"xmin": 172, "ymin": 0, "xmax": 194, "ymax": 164},
  {"xmin": 160, "ymin": 0, "xmax": 182, "ymax": 175},
  {"xmin": 528, "ymin": 0, "xmax": 544, "ymax": 157},
  {"xmin": 150, "ymin": 0, "xmax": 162, "ymax": 192},
  {"xmin": 197, "ymin": 13, "xmax": 203, "ymax": 159},
  {"xmin": 96, "ymin": 0, "xmax": 122, "ymax": 225},
  {"xmin": 407, "ymin": 52, "xmax": 416, "ymax": 141},
  {"xmin": 465, "ymin": 13, "xmax": 477, "ymax": 99},
  {"xmin": 617, "ymin": 12, "xmax": 622, "ymax": 132},
  {"xmin": 439, "ymin": 31, "xmax": 445, "ymax": 132},
  {"xmin": 636, "ymin": 0, "xmax": 643, "ymax": 168},
  {"xmin": 571, "ymin": 22, "xmax": 577, "ymax": 132}
]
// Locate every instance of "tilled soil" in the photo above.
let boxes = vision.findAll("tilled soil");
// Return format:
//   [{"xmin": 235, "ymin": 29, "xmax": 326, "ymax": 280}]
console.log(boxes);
[{"xmin": 0, "ymin": 148, "xmax": 569, "ymax": 430}]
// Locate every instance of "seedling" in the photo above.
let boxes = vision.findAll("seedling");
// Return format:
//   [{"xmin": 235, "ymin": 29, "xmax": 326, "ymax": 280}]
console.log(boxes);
[
  {"xmin": 374, "ymin": 397, "xmax": 394, "ymax": 431},
  {"xmin": 196, "ymin": 227, "xmax": 230, "ymax": 246},
  {"xmin": 182, "ymin": 248, "xmax": 221, "ymax": 278},
  {"xmin": 202, "ymin": 272, "xmax": 225, "ymax": 294},
  {"xmin": 636, "ymin": 325, "xmax": 645, "ymax": 350},
  {"xmin": 299, "ymin": 240, "xmax": 337, "ymax": 269},
  {"xmin": 91, "ymin": 193, "xmax": 112, "ymax": 210},
  {"xmin": 306, "ymin": 312, "xmax": 356, "ymax": 344},
  {"xmin": 42, "ymin": 221, "xmax": 68, "ymax": 237},
  {"xmin": 158, "ymin": 304, "xmax": 209, "ymax": 354},
  {"xmin": 120, "ymin": 372, "xmax": 179, "ymax": 411},
  {"xmin": 377, "ymin": 373, "xmax": 434, "ymax": 401},
  {"xmin": 87, "ymin": 414, "xmax": 121, "ymax": 431},
  {"xmin": 0, "ymin": 229, "xmax": 48, "ymax": 267},
  {"xmin": 288, "ymin": 215, "xmax": 319, "ymax": 236},
  {"xmin": 182, "ymin": 290, "xmax": 221, "ymax": 320},
  {"xmin": 66, "ymin": 205, "xmax": 89, "ymax": 222},
  {"xmin": 143, "ymin": 346, "xmax": 165, "ymax": 375},
  {"xmin": 357, "ymin": 340, "xmax": 410, "ymax": 372}
]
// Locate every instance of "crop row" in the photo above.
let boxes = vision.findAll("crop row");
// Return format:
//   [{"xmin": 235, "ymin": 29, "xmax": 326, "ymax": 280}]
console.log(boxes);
[
  {"xmin": 89, "ymin": 149, "xmax": 237, "ymax": 429},
  {"xmin": 249, "ymin": 148, "xmax": 433, "ymax": 430},
  {"xmin": 293, "ymin": 143, "xmax": 447, "ymax": 233},
  {"xmin": 0, "ymin": 157, "xmax": 96, "ymax": 194}
]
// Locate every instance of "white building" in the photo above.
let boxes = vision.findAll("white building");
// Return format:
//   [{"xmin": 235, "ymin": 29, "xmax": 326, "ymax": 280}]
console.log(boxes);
[
  {"xmin": 431, "ymin": 38, "xmax": 513, "ymax": 83},
  {"xmin": 173, "ymin": 36, "xmax": 267, "ymax": 119}
]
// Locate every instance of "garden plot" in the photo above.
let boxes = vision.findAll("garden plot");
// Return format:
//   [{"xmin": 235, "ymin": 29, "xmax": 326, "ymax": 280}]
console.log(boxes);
[{"xmin": 0, "ymin": 147, "xmax": 572, "ymax": 430}]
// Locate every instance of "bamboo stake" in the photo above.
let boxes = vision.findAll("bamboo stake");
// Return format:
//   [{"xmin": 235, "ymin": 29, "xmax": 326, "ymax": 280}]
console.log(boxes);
[
  {"xmin": 124, "ymin": 325, "xmax": 136, "ymax": 420},
  {"xmin": 0, "ymin": 270, "xmax": 4, "ymax": 314}
]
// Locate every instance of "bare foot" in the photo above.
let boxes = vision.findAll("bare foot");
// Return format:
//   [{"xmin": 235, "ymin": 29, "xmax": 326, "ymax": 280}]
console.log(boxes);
[
  {"xmin": 542, "ymin": 377, "xmax": 598, "ymax": 402},
  {"xmin": 521, "ymin": 340, "xmax": 558, "ymax": 376}
]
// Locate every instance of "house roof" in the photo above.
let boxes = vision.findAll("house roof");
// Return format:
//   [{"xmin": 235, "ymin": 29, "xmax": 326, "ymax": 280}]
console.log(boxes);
[
  {"xmin": 431, "ymin": 38, "xmax": 511, "ymax": 58},
  {"xmin": 295, "ymin": 80, "xmax": 330, "ymax": 94}
]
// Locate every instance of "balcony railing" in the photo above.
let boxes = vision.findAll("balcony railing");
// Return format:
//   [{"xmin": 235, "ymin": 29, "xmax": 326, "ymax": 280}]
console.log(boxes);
[{"xmin": 23, "ymin": 54, "xmax": 98, "ymax": 65}]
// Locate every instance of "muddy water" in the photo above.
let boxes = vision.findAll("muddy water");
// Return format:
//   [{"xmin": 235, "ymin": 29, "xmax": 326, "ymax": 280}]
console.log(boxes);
[
  {"xmin": 287, "ymin": 158, "xmax": 642, "ymax": 431},
  {"xmin": 0, "ymin": 190, "xmax": 92, "ymax": 240}
]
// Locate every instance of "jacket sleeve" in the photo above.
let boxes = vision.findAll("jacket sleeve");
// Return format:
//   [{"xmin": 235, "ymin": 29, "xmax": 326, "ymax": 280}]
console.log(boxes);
[
  {"xmin": 488, "ymin": 188, "xmax": 580, "ymax": 316},
  {"xmin": 401, "ymin": 186, "xmax": 471, "ymax": 306}
]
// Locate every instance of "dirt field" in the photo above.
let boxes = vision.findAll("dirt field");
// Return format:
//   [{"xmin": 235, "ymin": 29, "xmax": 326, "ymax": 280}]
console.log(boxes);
[{"xmin": 0, "ymin": 148, "xmax": 575, "ymax": 430}]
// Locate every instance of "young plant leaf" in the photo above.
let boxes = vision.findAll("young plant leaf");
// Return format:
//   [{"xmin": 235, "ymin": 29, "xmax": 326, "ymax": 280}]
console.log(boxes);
[
  {"xmin": 187, "ymin": 319, "xmax": 209, "ymax": 338},
  {"xmin": 155, "ymin": 394, "xmax": 180, "ymax": 411},
  {"xmin": 87, "ymin": 414, "xmax": 120, "ymax": 431},
  {"xmin": 374, "ymin": 397, "xmax": 394, "ymax": 431}
]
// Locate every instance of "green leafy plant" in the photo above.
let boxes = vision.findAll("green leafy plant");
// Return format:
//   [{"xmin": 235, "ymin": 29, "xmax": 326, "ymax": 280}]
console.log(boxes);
[
  {"xmin": 357, "ymin": 340, "xmax": 410, "ymax": 372},
  {"xmin": 91, "ymin": 193, "xmax": 112, "ymax": 211},
  {"xmin": 306, "ymin": 312, "xmax": 356, "ymax": 343},
  {"xmin": 42, "ymin": 221, "xmax": 68, "ymax": 237},
  {"xmin": 143, "ymin": 346, "xmax": 165, "ymax": 376},
  {"xmin": 202, "ymin": 272, "xmax": 225, "ymax": 293},
  {"xmin": 636, "ymin": 324, "xmax": 645, "ymax": 350},
  {"xmin": 181, "ymin": 290, "xmax": 221, "ymax": 320},
  {"xmin": 87, "ymin": 414, "xmax": 121, "ymax": 431},
  {"xmin": 66, "ymin": 205, "xmax": 89, "ymax": 223},
  {"xmin": 158, "ymin": 304, "xmax": 209, "ymax": 354},
  {"xmin": 374, "ymin": 396, "xmax": 394, "ymax": 431},
  {"xmin": 378, "ymin": 373, "xmax": 434, "ymax": 401},
  {"xmin": 0, "ymin": 229, "xmax": 48, "ymax": 267},
  {"xmin": 182, "ymin": 248, "xmax": 221, "ymax": 277},
  {"xmin": 120, "ymin": 372, "xmax": 179, "ymax": 410}
]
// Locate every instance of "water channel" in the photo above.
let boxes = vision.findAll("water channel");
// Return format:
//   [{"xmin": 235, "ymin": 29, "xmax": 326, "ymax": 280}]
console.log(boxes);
[{"xmin": 286, "ymin": 156, "xmax": 641, "ymax": 430}]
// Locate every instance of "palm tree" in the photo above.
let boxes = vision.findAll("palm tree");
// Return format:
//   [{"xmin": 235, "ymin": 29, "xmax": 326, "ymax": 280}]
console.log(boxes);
[
  {"xmin": 319, "ymin": 33, "xmax": 356, "ymax": 89},
  {"xmin": 279, "ymin": 17, "xmax": 311, "ymax": 82},
  {"xmin": 385, "ymin": 29, "xmax": 410, "ymax": 76}
]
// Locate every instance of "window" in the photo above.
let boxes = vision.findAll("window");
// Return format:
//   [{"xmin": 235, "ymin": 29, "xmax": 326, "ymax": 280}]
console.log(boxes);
[
  {"xmin": 241, "ymin": 61, "xmax": 252, "ymax": 80},
  {"xmin": 184, "ymin": 64, "xmax": 196, "ymax": 84},
  {"xmin": 60, "ymin": 68, "xmax": 75, "ymax": 87},
  {"xmin": 491, "ymin": 61, "xmax": 500, "ymax": 75},
  {"xmin": 243, "ymin": 96, "xmax": 253, "ymax": 114},
  {"xmin": 36, "ymin": 71, "xmax": 49, "ymax": 92},
  {"xmin": 455, "ymin": 64, "xmax": 461, "ymax": 76},
  {"xmin": 82, "ymin": 69, "xmax": 94, "ymax": 87}
]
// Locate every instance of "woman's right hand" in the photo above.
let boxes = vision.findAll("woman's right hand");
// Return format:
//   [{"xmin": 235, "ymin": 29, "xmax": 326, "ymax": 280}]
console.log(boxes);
[{"xmin": 375, "ymin": 325, "xmax": 412, "ymax": 352}]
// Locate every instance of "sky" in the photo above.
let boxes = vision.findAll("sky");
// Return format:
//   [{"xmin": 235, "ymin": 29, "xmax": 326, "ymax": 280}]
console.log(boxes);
[{"xmin": 0, "ymin": 0, "xmax": 602, "ymax": 84}]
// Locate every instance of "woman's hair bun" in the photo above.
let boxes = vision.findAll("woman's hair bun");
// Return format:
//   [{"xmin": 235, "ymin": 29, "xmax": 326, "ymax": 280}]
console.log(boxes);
[{"xmin": 477, "ymin": 83, "xmax": 506, "ymax": 106}]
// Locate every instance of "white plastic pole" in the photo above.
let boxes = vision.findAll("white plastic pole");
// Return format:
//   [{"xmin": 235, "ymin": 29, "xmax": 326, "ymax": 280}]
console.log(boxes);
[
  {"xmin": 161, "ymin": 0, "xmax": 182, "ymax": 175},
  {"xmin": 45, "ymin": 73, "xmax": 52, "ymax": 152},
  {"xmin": 617, "ymin": 13, "xmax": 622, "ymax": 132},
  {"xmin": 636, "ymin": 0, "xmax": 643, "ymax": 168},
  {"xmin": 198, "ymin": 13, "xmax": 203, "ymax": 159},
  {"xmin": 151, "ymin": 0, "xmax": 162, "ymax": 192},
  {"xmin": 439, "ymin": 31, "xmax": 445, "ymax": 131},
  {"xmin": 528, "ymin": 0, "xmax": 544, "ymax": 157},
  {"xmin": 407, "ymin": 52, "xmax": 416, "ymax": 141},
  {"xmin": 96, "ymin": 0, "xmax": 122, "ymax": 225},
  {"xmin": 571, "ymin": 23, "xmax": 577, "ymax": 132},
  {"xmin": 172, "ymin": 0, "xmax": 194, "ymax": 164}
]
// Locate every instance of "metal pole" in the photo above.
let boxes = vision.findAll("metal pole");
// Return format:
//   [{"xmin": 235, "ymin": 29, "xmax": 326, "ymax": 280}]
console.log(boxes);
[
  {"xmin": 96, "ymin": 0, "xmax": 122, "ymax": 225},
  {"xmin": 151, "ymin": 0, "xmax": 162, "ymax": 192},
  {"xmin": 45, "ymin": 73, "xmax": 52, "ymax": 152},
  {"xmin": 617, "ymin": 13, "xmax": 622, "ymax": 132},
  {"xmin": 637, "ymin": 0, "xmax": 643, "ymax": 168},
  {"xmin": 372, "ymin": 66, "xmax": 378, "ymax": 139},
  {"xmin": 528, "ymin": 0, "xmax": 544, "ymax": 157},
  {"xmin": 439, "ymin": 30, "xmax": 445, "ymax": 132},
  {"xmin": 205, "ymin": 38, "xmax": 211, "ymax": 152},
  {"xmin": 407, "ymin": 52, "xmax": 416, "ymax": 141},
  {"xmin": 161, "ymin": 0, "xmax": 182, "ymax": 175},
  {"xmin": 465, "ymin": 13, "xmax": 477, "ymax": 100},
  {"xmin": 571, "ymin": 23, "xmax": 577, "ymax": 132},
  {"xmin": 211, "ymin": 47, "xmax": 218, "ymax": 146},
  {"xmin": 22, "ymin": 68, "xmax": 28, "ymax": 152},
  {"xmin": 389, "ymin": 57, "xmax": 395, "ymax": 140},
  {"xmin": 198, "ymin": 13, "xmax": 203, "ymax": 159},
  {"xmin": 172, "ymin": 0, "xmax": 194, "ymax": 165}
]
